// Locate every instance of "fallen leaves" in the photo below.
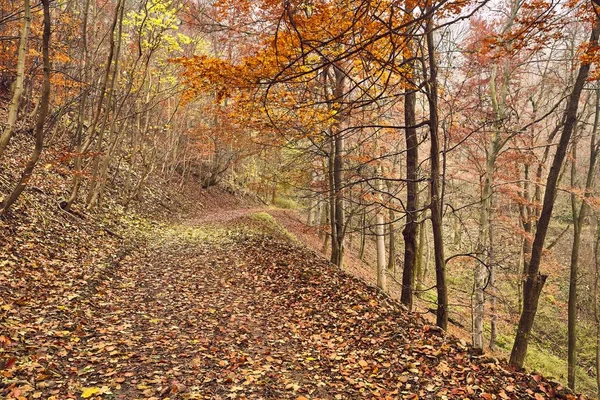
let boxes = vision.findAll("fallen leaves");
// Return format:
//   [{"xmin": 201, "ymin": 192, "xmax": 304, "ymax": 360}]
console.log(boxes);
[
  {"xmin": 0, "ymin": 208, "xmax": 588, "ymax": 399},
  {"xmin": 81, "ymin": 386, "xmax": 110, "ymax": 398}
]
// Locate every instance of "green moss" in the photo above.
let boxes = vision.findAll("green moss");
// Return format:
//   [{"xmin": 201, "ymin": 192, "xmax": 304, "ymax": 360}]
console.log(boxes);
[
  {"xmin": 493, "ymin": 334, "xmax": 596, "ymax": 395},
  {"xmin": 273, "ymin": 197, "xmax": 299, "ymax": 209},
  {"xmin": 525, "ymin": 345, "xmax": 597, "ymax": 394},
  {"xmin": 250, "ymin": 211, "xmax": 277, "ymax": 224},
  {"xmin": 249, "ymin": 212, "xmax": 297, "ymax": 242}
]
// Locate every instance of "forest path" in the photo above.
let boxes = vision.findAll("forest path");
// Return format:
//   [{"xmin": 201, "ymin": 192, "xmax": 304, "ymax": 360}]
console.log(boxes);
[{"xmin": 1, "ymin": 206, "xmax": 577, "ymax": 399}]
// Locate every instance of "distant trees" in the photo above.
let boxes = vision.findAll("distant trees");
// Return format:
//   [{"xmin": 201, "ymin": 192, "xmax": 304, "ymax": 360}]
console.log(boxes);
[
  {"xmin": 510, "ymin": 15, "xmax": 600, "ymax": 371},
  {"xmin": 1, "ymin": 0, "xmax": 50, "ymax": 215},
  {"xmin": 0, "ymin": 0, "xmax": 30, "ymax": 160},
  {"xmin": 0, "ymin": 0, "xmax": 205, "ymax": 213}
]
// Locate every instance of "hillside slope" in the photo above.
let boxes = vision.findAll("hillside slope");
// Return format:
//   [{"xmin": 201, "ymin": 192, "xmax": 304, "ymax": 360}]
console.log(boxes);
[{"xmin": 0, "ymin": 196, "xmax": 586, "ymax": 399}]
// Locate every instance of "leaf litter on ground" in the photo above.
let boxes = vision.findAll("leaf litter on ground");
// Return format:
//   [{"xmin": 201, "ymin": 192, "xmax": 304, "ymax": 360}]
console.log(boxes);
[{"xmin": 0, "ymin": 208, "xmax": 587, "ymax": 399}]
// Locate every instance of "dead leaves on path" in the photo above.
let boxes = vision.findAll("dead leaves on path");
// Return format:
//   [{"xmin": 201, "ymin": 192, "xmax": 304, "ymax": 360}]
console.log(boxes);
[{"xmin": 0, "ymin": 215, "xmax": 586, "ymax": 399}]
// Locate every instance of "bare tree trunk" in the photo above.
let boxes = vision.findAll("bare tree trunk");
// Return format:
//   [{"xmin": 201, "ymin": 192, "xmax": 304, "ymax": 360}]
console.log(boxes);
[
  {"xmin": 425, "ymin": 6, "xmax": 448, "ymax": 330},
  {"xmin": 1, "ymin": 0, "xmax": 51, "ymax": 214},
  {"xmin": 489, "ymin": 226, "xmax": 497, "ymax": 350},
  {"xmin": 387, "ymin": 209, "xmax": 396, "ymax": 274},
  {"xmin": 474, "ymin": 149, "xmax": 495, "ymax": 350},
  {"xmin": 63, "ymin": 0, "xmax": 91, "ymax": 210},
  {"xmin": 86, "ymin": 0, "xmax": 125, "ymax": 209},
  {"xmin": 568, "ymin": 88, "xmax": 600, "ymax": 389},
  {"xmin": 328, "ymin": 66, "xmax": 346, "ymax": 267},
  {"xmin": 0, "ymin": 0, "xmax": 31, "ymax": 159},
  {"xmin": 510, "ymin": 18, "xmax": 600, "ymax": 369},
  {"xmin": 415, "ymin": 218, "xmax": 425, "ymax": 292},
  {"xmin": 401, "ymin": 62, "xmax": 419, "ymax": 310},
  {"xmin": 593, "ymin": 214, "xmax": 600, "ymax": 397},
  {"xmin": 307, "ymin": 172, "xmax": 318, "ymax": 226},
  {"xmin": 376, "ymin": 167, "xmax": 387, "ymax": 291},
  {"xmin": 67, "ymin": 0, "xmax": 123, "ymax": 208},
  {"xmin": 359, "ymin": 207, "xmax": 366, "ymax": 261}
]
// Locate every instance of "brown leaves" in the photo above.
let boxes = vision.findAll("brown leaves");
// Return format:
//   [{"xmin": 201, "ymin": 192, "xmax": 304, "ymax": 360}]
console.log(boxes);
[{"xmin": 0, "ymin": 206, "xmax": 587, "ymax": 399}]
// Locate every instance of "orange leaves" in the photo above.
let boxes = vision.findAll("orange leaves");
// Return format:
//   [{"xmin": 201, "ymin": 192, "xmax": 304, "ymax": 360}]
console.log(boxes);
[
  {"xmin": 172, "ymin": 55, "xmax": 246, "ymax": 103},
  {"xmin": 579, "ymin": 39, "xmax": 600, "ymax": 81}
]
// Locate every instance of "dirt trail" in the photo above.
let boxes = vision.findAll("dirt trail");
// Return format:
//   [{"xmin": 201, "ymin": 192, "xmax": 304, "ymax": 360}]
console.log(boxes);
[
  {"xmin": 0, "ymin": 206, "xmax": 581, "ymax": 399},
  {"xmin": 190, "ymin": 207, "xmax": 268, "ymax": 224}
]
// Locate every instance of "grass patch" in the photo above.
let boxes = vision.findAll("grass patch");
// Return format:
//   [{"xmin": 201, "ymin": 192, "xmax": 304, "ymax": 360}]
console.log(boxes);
[
  {"xmin": 273, "ymin": 197, "xmax": 299, "ymax": 209},
  {"xmin": 249, "ymin": 212, "xmax": 297, "ymax": 242},
  {"xmin": 526, "ymin": 346, "xmax": 596, "ymax": 394},
  {"xmin": 494, "ymin": 334, "xmax": 596, "ymax": 395}
]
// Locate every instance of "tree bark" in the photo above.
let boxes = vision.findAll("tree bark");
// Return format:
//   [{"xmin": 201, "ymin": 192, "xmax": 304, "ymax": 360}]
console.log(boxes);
[
  {"xmin": 67, "ymin": 0, "xmax": 123, "ymax": 209},
  {"xmin": 1, "ymin": 0, "xmax": 51, "ymax": 214},
  {"xmin": 328, "ymin": 66, "xmax": 346, "ymax": 267},
  {"xmin": 509, "ymin": 18, "xmax": 600, "ymax": 369},
  {"xmin": 593, "ymin": 214, "xmax": 600, "ymax": 398},
  {"xmin": 401, "ymin": 73, "xmax": 418, "ymax": 310},
  {"xmin": 376, "ymin": 167, "xmax": 387, "ymax": 291},
  {"xmin": 0, "ymin": 0, "xmax": 31, "ymax": 160},
  {"xmin": 425, "ymin": 6, "xmax": 448, "ymax": 330},
  {"xmin": 567, "ymin": 88, "xmax": 599, "ymax": 389}
]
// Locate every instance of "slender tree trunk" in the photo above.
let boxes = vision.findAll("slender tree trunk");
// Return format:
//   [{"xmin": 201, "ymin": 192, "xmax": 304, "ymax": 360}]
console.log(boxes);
[
  {"xmin": 63, "ymin": 0, "xmax": 91, "ymax": 210},
  {"xmin": 308, "ymin": 173, "xmax": 318, "ymax": 225},
  {"xmin": 67, "ymin": 0, "xmax": 123, "ymax": 208},
  {"xmin": 0, "ymin": 0, "xmax": 31, "ymax": 159},
  {"xmin": 567, "ymin": 89, "xmax": 600, "ymax": 389},
  {"xmin": 402, "ymin": 73, "xmax": 418, "ymax": 310},
  {"xmin": 415, "ymin": 219, "xmax": 425, "ymax": 291},
  {"xmin": 474, "ymin": 150, "xmax": 495, "ymax": 350},
  {"xmin": 593, "ymin": 215, "xmax": 600, "ymax": 397},
  {"xmin": 568, "ymin": 143, "xmax": 581, "ymax": 390},
  {"xmin": 509, "ymin": 18, "xmax": 600, "ymax": 369},
  {"xmin": 322, "ymin": 200, "xmax": 330, "ymax": 252},
  {"xmin": 329, "ymin": 66, "xmax": 346, "ymax": 267},
  {"xmin": 86, "ymin": 0, "xmax": 125, "ymax": 208},
  {"xmin": 359, "ymin": 208, "xmax": 366, "ymax": 261},
  {"xmin": 388, "ymin": 208, "xmax": 396, "ymax": 274},
  {"xmin": 376, "ymin": 167, "xmax": 387, "ymax": 291},
  {"xmin": 1, "ymin": 0, "xmax": 51, "ymax": 214},
  {"xmin": 328, "ymin": 135, "xmax": 339, "ymax": 263},
  {"xmin": 425, "ymin": 6, "xmax": 448, "ymax": 330},
  {"xmin": 489, "ymin": 226, "xmax": 497, "ymax": 350}
]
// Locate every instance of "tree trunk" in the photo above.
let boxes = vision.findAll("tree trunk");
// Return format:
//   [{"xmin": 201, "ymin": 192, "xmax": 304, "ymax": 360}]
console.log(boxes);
[
  {"xmin": 509, "ymin": 18, "xmax": 600, "ymax": 369},
  {"xmin": 1, "ymin": 0, "xmax": 51, "ymax": 214},
  {"xmin": 387, "ymin": 208, "xmax": 396, "ymax": 275},
  {"xmin": 567, "ymin": 88, "xmax": 600, "ymax": 389},
  {"xmin": 474, "ymin": 149, "xmax": 495, "ymax": 350},
  {"xmin": 328, "ymin": 66, "xmax": 346, "ymax": 267},
  {"xmin": 402, "ymin": 72, "xmax": 418, "ymax": 310},
  {"xmin": 67, "ymin": 0, "xmax": 123, "ymax": 209},
  {"xmin": 359, "ymin": 208, "xmax": 366, "ymax": 261},
  {"xmin": 307, "ymin": 174, "xmax": 318, "ymax": 226},
  {"xmin": 376, "ymin": 168, "xmax": 387, "ymax": 291},
  {"xmin": 425, "ymin": 6, "xmax": 448, "ymax": 330},
  {"xmin": 0, "ymin": 0, "xmax": 31, "ymax": 159},
  {"xmin": 593, "ymin": 215, "xmax": 600, "ymax": 398}
]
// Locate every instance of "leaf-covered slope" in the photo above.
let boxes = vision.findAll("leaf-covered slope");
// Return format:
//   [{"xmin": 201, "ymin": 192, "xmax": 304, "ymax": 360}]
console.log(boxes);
[{"xmin": 0, "ymin": 211, "xmax": 585, "ymax": 399}]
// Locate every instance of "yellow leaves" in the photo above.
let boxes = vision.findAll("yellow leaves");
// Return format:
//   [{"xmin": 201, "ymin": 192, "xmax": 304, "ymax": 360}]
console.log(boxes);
[
  {"xmin": 123, "ymin": 0, "xmax": 190, "ymax": 53},
  {"xmin": 81, "ymin": 387, "xmax": 100, "ymax": 398},
  {"xmin": 81, "ymin": 386, "xmax": 111, "ymax": 398}
]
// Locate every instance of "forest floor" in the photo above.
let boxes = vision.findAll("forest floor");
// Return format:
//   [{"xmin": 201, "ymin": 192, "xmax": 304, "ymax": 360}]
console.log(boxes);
[{"xmin": 0, "ymin": 194, "xmax": 587, "ymax": 399}]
